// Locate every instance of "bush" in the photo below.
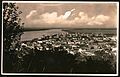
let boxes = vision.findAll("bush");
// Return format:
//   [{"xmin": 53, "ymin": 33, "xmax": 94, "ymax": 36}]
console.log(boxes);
[{"xmin": 3, "ymin": 3, "xmax": 24, "ymax": 72}]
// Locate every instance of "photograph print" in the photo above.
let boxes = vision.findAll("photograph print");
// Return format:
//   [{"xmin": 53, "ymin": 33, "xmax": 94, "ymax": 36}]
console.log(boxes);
[{"xmin": 1, "ymin": 1, "xmax": 119, "ymax": 76}]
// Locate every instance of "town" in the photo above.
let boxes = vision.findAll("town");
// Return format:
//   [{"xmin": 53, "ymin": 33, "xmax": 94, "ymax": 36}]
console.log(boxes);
[
  {"xmin": 16, "ymin": 32, "xmax": 117, "ymax": 73},
  {"xmin": 21, "ymin": 32, "xmax": 117, "ymax": 57}
]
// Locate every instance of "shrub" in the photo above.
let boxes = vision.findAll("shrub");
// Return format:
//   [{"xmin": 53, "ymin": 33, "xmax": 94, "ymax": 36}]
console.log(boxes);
[{"xmin": 3, "ymin": 3, "xmax": 24, "ymax": 72}]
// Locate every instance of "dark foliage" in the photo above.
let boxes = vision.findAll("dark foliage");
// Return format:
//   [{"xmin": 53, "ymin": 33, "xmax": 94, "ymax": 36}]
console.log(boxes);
[{"xmin": 3, "ymin": 3, "xmax": 24, "ymax": 72}]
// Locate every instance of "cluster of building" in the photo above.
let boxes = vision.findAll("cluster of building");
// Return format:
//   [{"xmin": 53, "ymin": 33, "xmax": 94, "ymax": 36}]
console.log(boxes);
[{"xmin": 21, "ymin": 32, "xmax": 117, "ymax": 57}]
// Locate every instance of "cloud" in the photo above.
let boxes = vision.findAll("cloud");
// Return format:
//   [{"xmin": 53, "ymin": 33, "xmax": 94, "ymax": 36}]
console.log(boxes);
[
  {"xmin": 77, "ymin": 12, "xmax": 90, "ymax": 23},
  {"xmin": 41, "ymin": 12, "xmax": 58, "ymax": 24},
  {"xmin": 17, "ymin": 3, "xmax": 116, "ymax": 28},
  {"xmin": 95, "ymin": 15, "xmax": 110, "ymax": 22},
  {"xmin": 87, "ymin": 15, "xmax": 110, "ymax": 25},
  {"xmin": 30, "ymin": 8, "xmax": 76, "ymax": 25},
  {"xmin": 26, "ymin": 9, "xmax": 110, "ymax": 28},
  {"xmin": 26, "ymin": 10, "xmax": 37, "ymax": 19}
]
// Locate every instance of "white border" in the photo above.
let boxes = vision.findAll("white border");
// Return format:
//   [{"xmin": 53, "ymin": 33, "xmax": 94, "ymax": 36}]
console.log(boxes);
[
  {"xmin": 1, "ymin": 0, "xmax": 4, "ymax": 75},
  {"xmin": 116, "ymin": 2, "xmax": 119, "ymax": 76},
  {"xmin": 1, "ymin": 1, "xmax": 119, "ymax": 76},
  {"xmin": 2, "ymin": 1, "xmax": 119, "ymax": 4}
]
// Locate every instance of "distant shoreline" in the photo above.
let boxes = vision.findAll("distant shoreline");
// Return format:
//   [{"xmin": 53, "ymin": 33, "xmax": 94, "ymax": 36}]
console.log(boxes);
[
  {"xmin": 62, "ymin": 29, "xmax": 117, "ymax": 35},
  {"xmin": 23, "ymin": 27, "xmax": 117, "ymax": 32},
  {"xmin": 21, "ymin": 28, "xmax": 117, "ymax": 41},
  {"xmin": 23, "ymin": 28, "xmax": 51, "ymax": 32}
]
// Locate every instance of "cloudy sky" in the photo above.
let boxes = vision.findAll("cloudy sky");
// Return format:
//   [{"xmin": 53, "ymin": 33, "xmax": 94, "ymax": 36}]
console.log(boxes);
[{"xmin": 17, "ymin": 2, "xmax": 117, "ymax": 28}]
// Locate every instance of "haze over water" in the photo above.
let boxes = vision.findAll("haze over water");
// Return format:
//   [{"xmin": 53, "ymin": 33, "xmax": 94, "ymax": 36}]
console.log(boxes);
[
  {"xmin": 21, "ymin": 29, "xmax": 67, "ymax": 41},
  {"xmin": 21, "ymin": 28, "xmax": 117, "ymax": 41}
]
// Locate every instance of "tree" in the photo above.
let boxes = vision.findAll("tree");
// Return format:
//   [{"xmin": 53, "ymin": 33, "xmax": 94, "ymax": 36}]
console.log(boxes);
[{"xmin": 3, "ymin": 3, "xmax": 24, "ymax": 72}]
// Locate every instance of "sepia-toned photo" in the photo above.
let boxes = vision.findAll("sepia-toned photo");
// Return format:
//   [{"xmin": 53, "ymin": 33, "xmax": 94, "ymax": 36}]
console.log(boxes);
[{"xmin": 1, "ymin": 1, "xmax": 119, "ymax": 76}]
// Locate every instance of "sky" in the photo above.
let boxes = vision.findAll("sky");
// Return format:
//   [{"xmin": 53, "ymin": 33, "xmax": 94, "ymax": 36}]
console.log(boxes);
[{"xmin": 16, "ymin": 2, "xmax": 117, "ymax": 28}]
